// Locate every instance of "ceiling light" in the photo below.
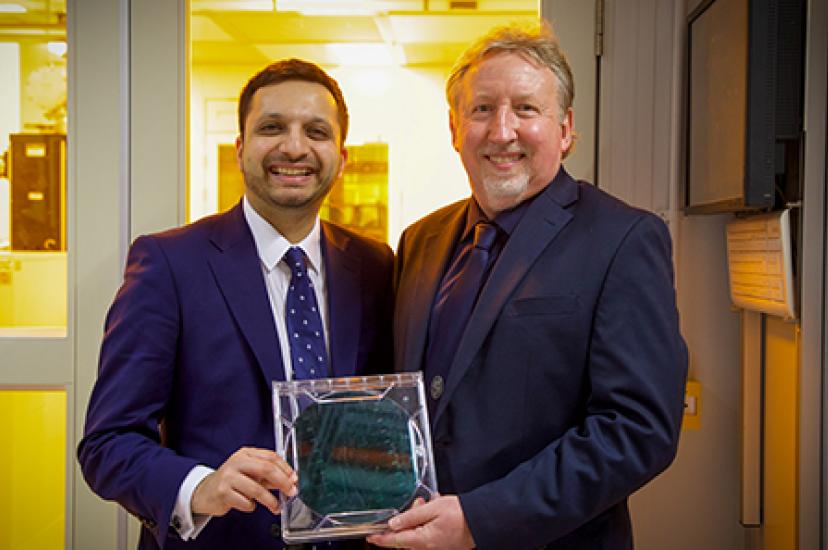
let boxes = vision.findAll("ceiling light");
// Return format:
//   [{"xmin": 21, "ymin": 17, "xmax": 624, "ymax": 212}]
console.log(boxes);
[
  {"xmin": 277, "ymin": 0, "xmax": 389, "ymax": 16},
  {"xmin": 47, "ymin": 41, "xmax": 67, "ymax": 57},
  {"xmin": 0, "ymin": 4, "xmax": 27, "ymax": 13}
]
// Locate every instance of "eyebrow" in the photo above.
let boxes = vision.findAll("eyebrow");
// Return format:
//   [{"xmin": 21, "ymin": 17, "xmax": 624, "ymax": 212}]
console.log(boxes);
[
  {"xmin": 465, "ymin": 93, "xmax": 543, "ymax": 106},
  {"xmin": 255, "ymin": 113, "xmax": 334, "ymax": 128}
]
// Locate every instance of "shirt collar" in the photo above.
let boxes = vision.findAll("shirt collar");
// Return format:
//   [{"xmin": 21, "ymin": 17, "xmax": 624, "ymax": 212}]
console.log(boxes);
[
  {"xmin": 242, "ymin": 196, "xmax": 323, "ymax": 274},
  {"xmin": 461, "ymin": 193, "xmax": 535, "ymax": 242}
]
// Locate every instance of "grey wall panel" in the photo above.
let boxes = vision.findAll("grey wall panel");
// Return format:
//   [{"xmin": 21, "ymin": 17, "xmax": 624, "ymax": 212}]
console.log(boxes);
[
  {"xmin": 800, "ymin": 0, "xmax": 827, "ymax": 548},
  {"xmin": 542, "ymin": 0, "xmax": 597, "ymax": 184},
  {"xmin": 70, "ymin": 0, "xmax": 129, "ymax": 548},
  {"xmin": 598, "ymin": 0, "xmax": 677, "ymax": 221},
  {"xmin": 130, "ymin": 0, "xmax": 187, "ymax": 238}
]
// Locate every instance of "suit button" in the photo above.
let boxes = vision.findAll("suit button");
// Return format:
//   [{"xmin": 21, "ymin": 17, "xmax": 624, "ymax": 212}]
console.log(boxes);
[
  {"xmin": 270, "ymin": 523, "xmax": 281, "ymax": 538},
  {"xmin": 430, "ymin": 375, "xmax": 444, "ymax": 399}
]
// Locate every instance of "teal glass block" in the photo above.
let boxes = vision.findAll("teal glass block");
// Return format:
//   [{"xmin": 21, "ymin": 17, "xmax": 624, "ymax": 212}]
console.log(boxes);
[{"xmin": 295, "ymin": 394, "xmax": 416, "ymax": 518}]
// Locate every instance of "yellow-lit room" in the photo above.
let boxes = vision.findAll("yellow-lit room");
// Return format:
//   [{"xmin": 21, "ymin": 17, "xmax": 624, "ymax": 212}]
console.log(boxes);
[
  {"xmin": 0, "ymin": 0, "xmax": 66, "ymax": 334},
  {"xmin": 189, "ymin": 0, "xmax": 538, "ymax": 244}
]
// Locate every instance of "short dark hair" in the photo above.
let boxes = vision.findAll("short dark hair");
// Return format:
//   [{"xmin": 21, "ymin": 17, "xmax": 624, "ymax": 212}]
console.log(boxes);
[{"xmin": 238, "ymin": 58, "xmax": 349, "ymax": 143}]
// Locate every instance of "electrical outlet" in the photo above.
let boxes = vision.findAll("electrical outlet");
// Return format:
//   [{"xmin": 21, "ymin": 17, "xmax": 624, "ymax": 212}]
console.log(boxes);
[{"xmin": 683, "ymin": 380, "xmax": 701, "ymax": 430}]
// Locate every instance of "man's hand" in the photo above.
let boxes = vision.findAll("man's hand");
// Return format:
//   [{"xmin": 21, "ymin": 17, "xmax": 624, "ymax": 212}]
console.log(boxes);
[
  {"xmin": 191, "ymin": 447, "xmax": 297, "ymax": 517},
  {"xmin": 367, "ymin": 495, "xmax": 475, "ymax": 550}
]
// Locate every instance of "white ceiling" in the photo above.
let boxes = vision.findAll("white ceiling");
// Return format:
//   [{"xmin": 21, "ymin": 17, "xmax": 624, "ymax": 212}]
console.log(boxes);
[
  {"xmin": 0, "ymin": 0, "xmax": 538, "ymax": 66},
  {"xmin": 0, "ymin": 0, "xmax": 66, "ymax": 37},
  {"xmin": 192, "ymin": 0, "xmax": 538, "ymax": 66}
]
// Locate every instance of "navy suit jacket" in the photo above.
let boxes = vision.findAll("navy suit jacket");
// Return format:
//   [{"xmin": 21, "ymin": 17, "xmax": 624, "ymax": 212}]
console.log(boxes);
[
  {"xmin": 79, "ymin": 203, "xmax": 393, "ymax": 549},
  {"xmin": 394, "ymin": 169, "xmax": 688, "ymax": 549}
]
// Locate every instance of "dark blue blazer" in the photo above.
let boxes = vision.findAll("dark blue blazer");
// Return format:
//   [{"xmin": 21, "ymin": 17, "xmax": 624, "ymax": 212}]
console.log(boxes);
[
  {"xmin": 78, "ymin": 202, "xmax": 393, "ymax": 549},
  {"xmin": 394, "ymin": 169, "xmax": 688, "ymax": 549}
]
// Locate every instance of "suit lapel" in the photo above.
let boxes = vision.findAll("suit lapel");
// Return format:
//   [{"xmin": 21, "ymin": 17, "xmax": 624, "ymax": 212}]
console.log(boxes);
[
  {"xmin": 322, "ymin": 222, "xmax": 362, "ymax": 377},
  {"xmin": 397, "ymin": 203, "xmax": 468, "ymax": 373},
  {"xmin": 207, "ymin": 203, "xmax": 284, "ymax": 385},
  {"xmin": 435, "ymin": 171, "xmax": 580, "ymax": 422}
]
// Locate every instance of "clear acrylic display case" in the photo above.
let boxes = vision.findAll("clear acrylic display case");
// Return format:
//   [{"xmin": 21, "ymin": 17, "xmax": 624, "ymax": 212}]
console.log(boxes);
[{"xmin": 272, "ymin": 373, "xmax": 437, "ymax": 543}]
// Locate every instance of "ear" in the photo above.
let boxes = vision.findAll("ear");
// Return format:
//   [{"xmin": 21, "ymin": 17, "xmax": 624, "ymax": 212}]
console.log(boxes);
[
  {"xmin": 235, "ymin": 135, "xmax": 244, "ymax": 171},
  {"xmin": 449, "ymin": 110, "xmax": 460, "ymax": 152},
  {"xmin": 336, "ymin": 145, "xmax": 348, "ymax": 180},
  {"xmin": 560, "ymin": 108, "xmax": 574, "ymax": 154}
]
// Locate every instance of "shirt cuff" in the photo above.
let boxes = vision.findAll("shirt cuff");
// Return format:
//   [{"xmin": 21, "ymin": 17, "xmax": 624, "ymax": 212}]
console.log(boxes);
[{"xmin": 171, "ymin": 465, "xmax": 214, "ymax": 540}]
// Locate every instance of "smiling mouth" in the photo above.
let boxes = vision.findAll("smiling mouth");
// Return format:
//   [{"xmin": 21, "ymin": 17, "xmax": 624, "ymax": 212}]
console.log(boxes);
[
  {"xmin": 486, "ymin": 154, "xmax": 524, "ymax": 163},
  {"xmin": 268, "ymin": 165, "xmax": 314, "ymax": 177},
  {"xmin": 483, "ymin": 152, "xmax": 526, "ymax": 168}
]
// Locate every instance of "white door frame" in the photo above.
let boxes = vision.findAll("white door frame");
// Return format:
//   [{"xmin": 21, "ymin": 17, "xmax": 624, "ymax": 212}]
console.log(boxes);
[{"xmin": 70, "ymin": 0, "xmax": 187, "ymax": 548}]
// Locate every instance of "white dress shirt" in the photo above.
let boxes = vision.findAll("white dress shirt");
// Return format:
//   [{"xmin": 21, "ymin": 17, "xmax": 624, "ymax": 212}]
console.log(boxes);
[{"xmin": 171, "ymin": 196, "xmax": 330, "ymax": 539}]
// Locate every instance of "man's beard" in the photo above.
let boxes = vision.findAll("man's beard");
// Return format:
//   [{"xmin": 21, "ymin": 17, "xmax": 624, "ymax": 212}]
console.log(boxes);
[
  {"xmin": 243, "ymin": 158, "xmax": 337, "ymax": 210},
  {"xmin": 480, "ymin": 171, "xmax": 530, "ymax": 204}
]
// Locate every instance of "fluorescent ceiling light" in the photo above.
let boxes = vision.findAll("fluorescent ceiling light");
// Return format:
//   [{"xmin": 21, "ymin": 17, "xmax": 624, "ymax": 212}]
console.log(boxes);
[
  {"xmin": 47, "ymin": 41, "xmax": 67, "ymax": 56},
  {"xmin": 191, "ymin": 0, "xmax": 272, "ymax": 10},
  {"xmin": 277, "ymin": 0, "xmax": 391, "ymax": 16},
  {"xmin": 327, "ymin": 42, "xmax": 404, "ymax": 66},
  {"xmin": 0, "ymin": 4, "xmax": 27, "ymax": 13}
]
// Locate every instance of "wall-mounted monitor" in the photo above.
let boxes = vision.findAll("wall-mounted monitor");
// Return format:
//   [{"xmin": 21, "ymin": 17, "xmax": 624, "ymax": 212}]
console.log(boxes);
[{"xmin": 684, "ymin": 0, "xmax": 804, "ymax": 215}]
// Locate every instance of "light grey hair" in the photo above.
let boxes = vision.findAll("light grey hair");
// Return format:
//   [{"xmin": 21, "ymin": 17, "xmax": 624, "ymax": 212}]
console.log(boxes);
[{"xmin": 446, "ymin": 20, "xmax": 574, "ymax": 124}]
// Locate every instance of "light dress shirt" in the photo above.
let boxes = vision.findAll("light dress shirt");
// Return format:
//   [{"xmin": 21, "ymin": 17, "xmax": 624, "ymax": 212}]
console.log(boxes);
[{"xmin": 171, "ymin": 196, "xmax": 330, "ymax": 539}]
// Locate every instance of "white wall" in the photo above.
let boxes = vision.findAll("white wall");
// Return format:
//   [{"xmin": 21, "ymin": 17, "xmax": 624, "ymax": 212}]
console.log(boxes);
[
  {"xmin": 0, "ymin": 42, "xmax": 21, "ymax": 248},
  {"xmin": 190, "ymin": 63, "xmax": 469, "ymax": 248}
]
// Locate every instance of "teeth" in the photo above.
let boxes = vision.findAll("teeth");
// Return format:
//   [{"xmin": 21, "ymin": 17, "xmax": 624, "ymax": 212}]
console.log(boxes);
[
  {"xmin": 489, "ymin": 155, "xmax": 520, "ymax": 163},
  {"xmin": 272, "ymin": 167, "xmax": 311, "ymax": 176}
]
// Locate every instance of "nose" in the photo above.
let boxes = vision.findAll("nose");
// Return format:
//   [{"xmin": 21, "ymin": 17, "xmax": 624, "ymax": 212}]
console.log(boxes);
[
  {"xmin": 489, "ymin": 104, "xmax": 518, "ymax": 144},
  {"xmin": 279, "ymin": 125, "xmax": 309, "ymax": 160}
]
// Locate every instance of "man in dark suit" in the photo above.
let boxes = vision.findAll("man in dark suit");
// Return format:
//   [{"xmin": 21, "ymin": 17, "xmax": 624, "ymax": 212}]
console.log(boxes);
[
  {"xmin": 369, "ymin": 23, "xmax": 687, "ymax": 550},
  {"xmin": 78, "ymin": 59, "xmax": 393, "ymax": 549}
]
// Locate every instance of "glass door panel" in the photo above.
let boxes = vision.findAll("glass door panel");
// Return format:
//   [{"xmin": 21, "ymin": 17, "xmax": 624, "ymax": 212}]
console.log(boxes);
[
  {"xmin": 0, "ymin": 1, "xmax": 68, "ymax": 335},
  {"xmin": 0, "ymin": 389, "xmax": 66, "ymax": 550},
  {"xmin": 0, "ymin": 1, "xmax": 69, "ymax": 548}
]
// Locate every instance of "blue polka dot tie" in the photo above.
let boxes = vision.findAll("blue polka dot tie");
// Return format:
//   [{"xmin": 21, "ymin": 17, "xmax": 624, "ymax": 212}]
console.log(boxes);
[{"xmin": 284, "ymin": 246, "xmax": 328, "ymax": 380}]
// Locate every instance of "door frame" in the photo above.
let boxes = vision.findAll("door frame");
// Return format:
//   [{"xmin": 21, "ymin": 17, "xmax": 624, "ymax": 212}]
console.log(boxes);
[{"xmin": 70, "ymin": 0, "xmax": 188, "ymax": 548}]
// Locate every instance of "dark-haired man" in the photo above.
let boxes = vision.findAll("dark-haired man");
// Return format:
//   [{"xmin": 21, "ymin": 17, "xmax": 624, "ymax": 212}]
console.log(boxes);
[{"xmin": 79, "ymin": 59, "xmax": 393, "ymax": 549}]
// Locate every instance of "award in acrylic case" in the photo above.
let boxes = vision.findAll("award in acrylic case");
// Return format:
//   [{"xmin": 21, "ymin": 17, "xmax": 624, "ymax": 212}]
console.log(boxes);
[{"xmin": 272, "ymin": 372, "xmax": 437, "ymax": 543}]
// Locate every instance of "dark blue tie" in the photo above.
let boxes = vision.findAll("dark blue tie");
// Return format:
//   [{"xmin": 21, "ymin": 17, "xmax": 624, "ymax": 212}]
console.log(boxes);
[
  {"xmin": 424, "ymin": 221, "xmax": 499, "ymax": 415},
  {"xmin": 284, "ymin": 246, "xmax": 328, "ymax": 380}
]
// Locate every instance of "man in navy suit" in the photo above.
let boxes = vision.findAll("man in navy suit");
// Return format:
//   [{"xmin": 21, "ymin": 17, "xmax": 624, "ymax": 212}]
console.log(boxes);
[
  {"xmin": 370, "ymin": 23, "xmax": 687, "ymax": 550},
  {"xmin": 79, "ymin": 59, "xmax": 393, "ymax": 549}
]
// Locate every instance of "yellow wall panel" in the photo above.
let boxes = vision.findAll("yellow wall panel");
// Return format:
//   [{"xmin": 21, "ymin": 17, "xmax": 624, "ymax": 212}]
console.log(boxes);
[
  {"xmin": 0, "ymin": 389, "xmax": 66, "ymax": 550},
  {"xmin": 763, "ymin": 317, "xmax": 799, "ymax": 550}
]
